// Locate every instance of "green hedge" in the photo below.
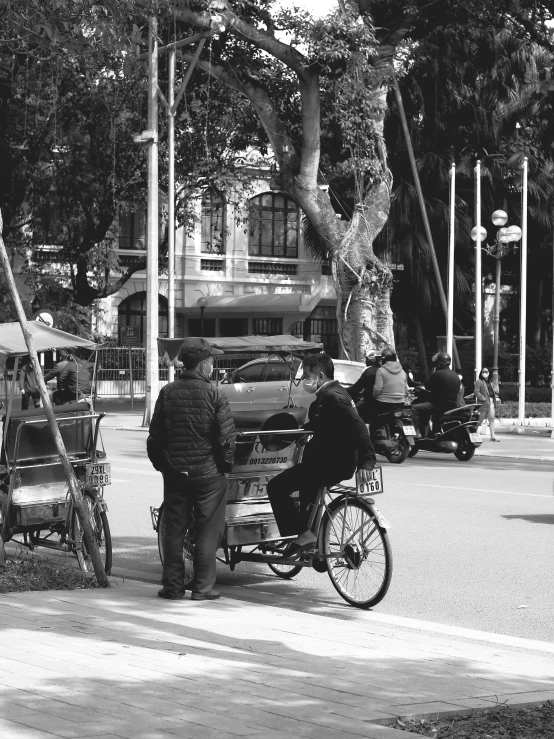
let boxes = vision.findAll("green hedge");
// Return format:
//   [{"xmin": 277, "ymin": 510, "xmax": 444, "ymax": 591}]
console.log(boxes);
[
  {"xmin": 499, "ymin": 386, "xmax": 551, "ymax": 402},
  {"xmin": 496, "ymin": 401, "xmax": 551, "ymax": 418}
]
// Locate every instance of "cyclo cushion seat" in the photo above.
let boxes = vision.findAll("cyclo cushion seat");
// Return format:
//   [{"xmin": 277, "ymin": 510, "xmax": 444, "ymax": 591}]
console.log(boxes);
[{"xmin": 1, "ymin": 402, "xmax": 92, "ymax": 465}]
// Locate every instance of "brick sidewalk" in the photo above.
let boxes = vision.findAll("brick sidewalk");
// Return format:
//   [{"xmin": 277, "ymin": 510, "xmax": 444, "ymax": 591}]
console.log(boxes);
[{"xmin": 0, "ymin": 580, "xmax": 553, "ymax": 739}]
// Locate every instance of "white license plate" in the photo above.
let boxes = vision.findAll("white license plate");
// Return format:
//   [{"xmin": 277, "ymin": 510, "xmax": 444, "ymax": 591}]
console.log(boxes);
[
  {"xmin": 86, "ymin": 463, "xmax": 111, "ymax": 487},
  {"xmin": 469, "ymin": 433, "xmax": 482, "ymax": 443},
  {"xmin": 357, "ymin": 466, "xmax": 384, "ymax": 495},
  {"xmin": 402, "ymin": 425, "xmax": 416, "ymax": 436}
]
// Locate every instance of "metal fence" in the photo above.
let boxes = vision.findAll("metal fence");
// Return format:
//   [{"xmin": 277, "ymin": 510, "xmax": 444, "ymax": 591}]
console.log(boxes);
[{"xmin": 94, "ymin": 348, "xmax": 261, "ymax": 397}]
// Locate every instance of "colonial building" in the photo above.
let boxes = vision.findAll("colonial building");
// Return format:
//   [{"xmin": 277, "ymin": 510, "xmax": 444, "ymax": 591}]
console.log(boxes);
[{"xmin": 96, "ymin": 176, "xmax": 341, "ymax": 354}]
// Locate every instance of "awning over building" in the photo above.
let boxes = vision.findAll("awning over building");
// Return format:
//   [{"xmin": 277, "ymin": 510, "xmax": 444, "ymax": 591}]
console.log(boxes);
[
  {"xmin": 0, "ymin": 322, "xmax": 98, "ymax": 369},
  {"xmin": 197, "ymin": 294, "xmax": 304, "ymax": 313}
]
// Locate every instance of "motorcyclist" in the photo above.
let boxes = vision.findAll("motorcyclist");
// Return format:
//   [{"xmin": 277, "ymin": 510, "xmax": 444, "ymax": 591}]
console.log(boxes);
[
  {"xmin": 412, "ymin": 352, "xmax": 461, "ymax": 437},
  {"xmin": 346, "ymin": 350, "xmax": 381, "ymax": 423},
  {"xmin": 371, "ymin": 348, "xmax": 408, "ymax": 439}
]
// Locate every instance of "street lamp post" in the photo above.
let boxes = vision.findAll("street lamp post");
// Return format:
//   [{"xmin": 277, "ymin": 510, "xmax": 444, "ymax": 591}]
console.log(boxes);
[
  {"xmin": 470, "ymin": 223, "xmax": 487, "ymax": 378},
  {"xmin": 474, "ymin": 211, "xmax": 522, "ymax": 390},
  {"xmin": 198, "ymin": 296, "xmax": 209, "ymax": 337},
  {"xmin": 482, "ymin": 211, "xmax": 522, "ymax": 389}
]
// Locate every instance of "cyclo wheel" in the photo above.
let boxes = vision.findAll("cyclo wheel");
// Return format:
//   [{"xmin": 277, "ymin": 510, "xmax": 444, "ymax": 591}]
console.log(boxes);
[
  {"xmin": 157, "ymin": 504, "xmax": 196, "ymax": 587},
  {"xmin": 71, "ymin": 491, "xmax": 112, "ymax": 575},
  {"xmin": 321, "ymin": 496, "xmax": 392, "ymax": 609},
  {"xmin": 266, "ymin": 542, "xmax": 302, "ymax": 579}
]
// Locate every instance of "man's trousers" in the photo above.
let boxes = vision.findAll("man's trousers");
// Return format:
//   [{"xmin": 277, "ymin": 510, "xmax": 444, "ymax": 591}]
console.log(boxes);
[
  {"xmin": 267, "ymin": 463, "xmax": 348, "ymax": 538},
  {"xmin": 162, "ymin": 471, "xmax": 228, "ymax": 597}
]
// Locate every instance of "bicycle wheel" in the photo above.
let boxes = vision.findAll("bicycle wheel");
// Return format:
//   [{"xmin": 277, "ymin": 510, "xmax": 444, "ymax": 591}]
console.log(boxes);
[
  {"xmin": 72, "ymin": 492, "xmax": 112, "ymax": 575},
  {"xmin": 322, "ymin": 497, "xmax": 392, "ymax": 609},
  {"xmin": 157, "ymin": 504, "xmax": 196, "ymax": 587}
]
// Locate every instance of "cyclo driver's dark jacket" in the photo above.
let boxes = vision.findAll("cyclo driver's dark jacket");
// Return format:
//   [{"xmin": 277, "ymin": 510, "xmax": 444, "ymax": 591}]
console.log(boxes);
[
  {"xmin": 302, "ymin": 380, "xmax": 376, "ymax": 481},
  {"xmin": 148, "ymin": 370, "xmax": 236, "ymax": 478}
]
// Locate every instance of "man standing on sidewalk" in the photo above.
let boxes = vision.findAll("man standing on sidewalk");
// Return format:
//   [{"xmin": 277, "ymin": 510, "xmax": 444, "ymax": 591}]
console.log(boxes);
[{"xmin": 148, "ymin": 338, "xmax": 236, "ymax": 601}]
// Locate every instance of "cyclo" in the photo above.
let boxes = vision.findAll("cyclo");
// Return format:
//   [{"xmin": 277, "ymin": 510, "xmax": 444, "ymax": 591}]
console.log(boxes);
[
  {"xmin": 151, "ymin": 335, "xmax": 392, "ymax": 610},
  {"xmin": 0, "ymin": 322, "xmax": 112, "ymax": 573}
]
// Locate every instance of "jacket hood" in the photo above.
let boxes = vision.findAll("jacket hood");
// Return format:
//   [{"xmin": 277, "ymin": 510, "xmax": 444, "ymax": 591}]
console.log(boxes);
[{"xmin": 382, "ymin": 361, "xmax": 404, "ymax": 375}]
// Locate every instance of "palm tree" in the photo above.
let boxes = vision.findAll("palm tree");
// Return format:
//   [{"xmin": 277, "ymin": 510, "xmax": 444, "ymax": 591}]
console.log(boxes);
[{"xmin": 376, "ymin": 24, "xmax": 553, "ymax": 371}]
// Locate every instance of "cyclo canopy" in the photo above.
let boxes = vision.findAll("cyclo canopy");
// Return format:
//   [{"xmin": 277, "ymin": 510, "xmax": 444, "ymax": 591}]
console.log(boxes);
[
  {"xmin": 0, "ymin": 322, "xmax": 98, "ymax": 370},
  {"xmin": 157, "ymin": 334, "xmax": 323, "ymax": 363}
]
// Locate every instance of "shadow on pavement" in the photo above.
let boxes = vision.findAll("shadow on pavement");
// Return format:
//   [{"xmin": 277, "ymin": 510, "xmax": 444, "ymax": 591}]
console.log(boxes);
[{"xmin": 502, "ymin": 514, "xmax": 554, "ymax": 525}]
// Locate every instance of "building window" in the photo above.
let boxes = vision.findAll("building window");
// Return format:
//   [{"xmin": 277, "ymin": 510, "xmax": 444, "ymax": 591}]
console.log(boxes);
[
  {"xmin": 118, "ymin": 292, "xmax": 168, "ymax": 346},
  {"xmin": 248, "ymin": 193, "xmax": 299, "ymax": 258},
  {"xmin": 119, "ymin": 208, "xmax": 146, "ymax": 250},
  {"xmin": 200, "ymin": 258, "xmax": 225, "ymax": 271},
  {"xmin": 201, "ymin": 191, "xmax": 224, "ymax": 254},
  {"xmin": 188, "ymin": 318, "xmax": 216, "ymax": 337},
  {"xmin": 248, "ymin": 262, "xmax": 297, "ymax": 276},
  {"xmin": 220, "ymin": 318, "xmax": 248, "ymax": 337},
  {"xmin": 253, "ymin": 318, "xmax": 283, "ymax": 335}
]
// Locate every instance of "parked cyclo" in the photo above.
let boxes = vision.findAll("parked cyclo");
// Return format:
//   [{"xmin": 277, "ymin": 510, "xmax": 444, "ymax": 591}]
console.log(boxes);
[
  {"xmin": 0, "ymin": 322, "xmax": 112, "ymax": 573},
  {"xmin": 151, "ymin": 335, "xmax": 392, "ymax": 609}
]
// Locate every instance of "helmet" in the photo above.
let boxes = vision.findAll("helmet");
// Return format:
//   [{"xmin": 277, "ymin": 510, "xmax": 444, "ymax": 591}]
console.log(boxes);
[
  {"xmin": 381, "ymin": 347, "xmax": 397, "ymax": 363},
  {"xmin": 432, "ymin": 352, "xmax": 451, "ymax": 368},
  {"xmin": 365, "ymin": 350, "xmax": 381, "ymax": 366}
]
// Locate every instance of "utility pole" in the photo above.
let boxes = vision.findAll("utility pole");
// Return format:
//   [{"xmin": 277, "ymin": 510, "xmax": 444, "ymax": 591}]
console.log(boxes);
[
  {"xmin": 474, "ymin": 160, "xmax": 483, "ymax": 380},
  {"xmin": 447, "ymin": 162, "xmax": 456, "ymax": 363},
  {"xmin": 518, "ymin": 157, "xmax": 528, "ymax": 424},
  {"xmin": 168, "ymin": 47, "xmax": 176, "ymax": 384},
  {"xmin": 143, "ymin": 15, "xmax": 159, "ymax": 426}
]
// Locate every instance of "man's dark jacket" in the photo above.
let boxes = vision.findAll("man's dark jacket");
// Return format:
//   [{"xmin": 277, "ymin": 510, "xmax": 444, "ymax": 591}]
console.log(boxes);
[
  {"xmin": 427, "ymin": 368, "xmax": 461, "ymax": 411},
  {"xmin": 148, "ymin": 370, "xmax": 236, "ymax": 478},
  {"xmin": 303, "ymin": 380, "xmax": 376, "ymax": 480},
  {"xmin": 347, "ymin": 366, "xmax": 379, "ymax": 409}
]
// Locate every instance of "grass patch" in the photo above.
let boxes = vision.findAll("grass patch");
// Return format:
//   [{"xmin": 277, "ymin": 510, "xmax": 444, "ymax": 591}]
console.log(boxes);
[
  {"xmin": 0, "ymin": 552, "xmax": 99, "ymax": 593},
  {"xmin": 497, "ymin": 401, "xmax": 551, "ymax": 418},
  {"xmin": 392, "ymin": 701, "xmax": 554, "ymax": 738}
]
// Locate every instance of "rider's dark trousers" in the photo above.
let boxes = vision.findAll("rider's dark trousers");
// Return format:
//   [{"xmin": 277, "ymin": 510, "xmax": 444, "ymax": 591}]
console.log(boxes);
[
  {"xmin": 162, "ymin": 471, "xmax": 228, "ymax": 596},
  {"xmin": 267, "ymin": 463, "xmax": 347, "ymax": 537},
  {"xmin": 412, "ymin": 402, "xmax": 441, "ymax": 435}
]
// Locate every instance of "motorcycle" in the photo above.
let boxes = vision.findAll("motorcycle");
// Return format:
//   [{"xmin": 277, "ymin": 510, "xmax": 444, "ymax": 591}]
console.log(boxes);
[
  {"xmin": 371, "ymin": 406, "xmax": 416, "ymax": 464},
  {"xmin": 409, "ymin": 387, "xmax": 482, "ymax": 461}
]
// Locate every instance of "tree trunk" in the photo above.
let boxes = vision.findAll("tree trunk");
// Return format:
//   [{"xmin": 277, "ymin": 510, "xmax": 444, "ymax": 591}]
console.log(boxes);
[{"xmin": 413, "ymin": 314, "xmax": 429, "ymax": 379}]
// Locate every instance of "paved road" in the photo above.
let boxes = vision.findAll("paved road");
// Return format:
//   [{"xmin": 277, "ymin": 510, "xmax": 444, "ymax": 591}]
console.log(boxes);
[{"xmin": 102, "ymin": 428, "xmax": 554, "ymax": 642}]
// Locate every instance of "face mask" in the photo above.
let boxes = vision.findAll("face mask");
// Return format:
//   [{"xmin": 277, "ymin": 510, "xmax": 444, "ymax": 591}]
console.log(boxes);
[{"xmin": 302, "ymin": 379, "xmax": 318, "ymax": 394}]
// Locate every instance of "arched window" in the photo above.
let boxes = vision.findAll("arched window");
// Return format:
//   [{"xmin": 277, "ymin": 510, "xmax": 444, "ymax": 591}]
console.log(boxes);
[
  {"xmin": 118, "ymin": 292, "xmax": 168, "ymax": 346},
  {"xmin": 201, "ymin": 191, "xmax": 224, "ymax": 254},
  {"xmin": 248, "ymin": 193, "xmax": 299, "ymax": 258}
]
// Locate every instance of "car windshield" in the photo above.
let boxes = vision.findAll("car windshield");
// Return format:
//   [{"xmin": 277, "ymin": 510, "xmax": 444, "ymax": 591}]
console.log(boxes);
[{"xmin": 334, "ymin": 362, "xmax": 364, "ymax": 386}]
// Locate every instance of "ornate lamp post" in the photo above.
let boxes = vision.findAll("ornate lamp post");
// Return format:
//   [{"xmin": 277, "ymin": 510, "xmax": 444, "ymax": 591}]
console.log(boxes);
[
  {"xmin": 198, "ymin": 296, "xmax": 209, "ymax": 337},
  {"xmin": 477, "ymin": 210, "xmax": 522, "ymax": 389}
]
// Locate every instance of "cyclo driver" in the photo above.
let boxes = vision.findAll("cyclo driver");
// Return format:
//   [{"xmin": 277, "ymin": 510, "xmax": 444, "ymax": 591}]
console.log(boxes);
[
  {"xmin": 412, "ymin": 352, "xmax": 461, "ymax": 437},
  {"xmin": 267, "ymin": 353, "xmax": 376, "ymax": 557}
]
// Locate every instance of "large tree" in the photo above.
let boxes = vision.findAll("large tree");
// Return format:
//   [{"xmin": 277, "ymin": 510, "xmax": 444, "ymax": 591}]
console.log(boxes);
[{"xmin": 164, "ymin": 0, "xmax": 552, "ymax": 359}]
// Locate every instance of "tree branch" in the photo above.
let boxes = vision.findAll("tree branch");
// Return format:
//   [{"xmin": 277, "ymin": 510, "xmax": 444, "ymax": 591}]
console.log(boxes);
[
  {"xmin": 171, "ymin": 3, "xmax": 309, "ymax": 77},
  {"xmin": 181, "ymin": 54, "xmax": 299, "ymax": 173}
]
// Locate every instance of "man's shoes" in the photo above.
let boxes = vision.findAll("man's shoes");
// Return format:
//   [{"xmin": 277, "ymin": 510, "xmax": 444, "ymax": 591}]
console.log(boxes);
[
  {"xmin": 158, "ymin": 588, "xmax": 185, "ymax": 600},
  {"xmin": 282, "ymin": 530, "xmax": 317, "ymax": 558},
  {"xmin": 191, "ymin": 590, "xmax": 221, "ymax": 601}
]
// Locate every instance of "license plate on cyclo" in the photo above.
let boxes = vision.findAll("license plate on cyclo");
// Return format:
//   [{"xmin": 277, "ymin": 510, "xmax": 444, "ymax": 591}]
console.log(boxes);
[
  {"xmin": 402, "ymin": 425, "xmax": 416, "ymax": 436},
  {"xmin": 85, "ymin": 463, "xmax": 111, "ymax": 487},
  {"xmin": 356, "ymin": 466, "xmax": 384, "ymax": 496}
]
